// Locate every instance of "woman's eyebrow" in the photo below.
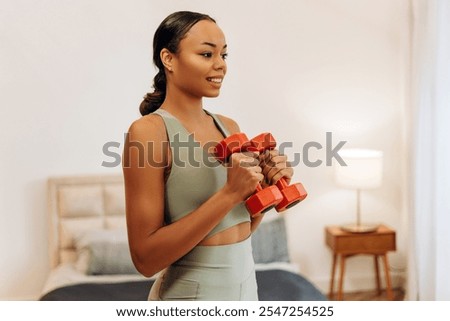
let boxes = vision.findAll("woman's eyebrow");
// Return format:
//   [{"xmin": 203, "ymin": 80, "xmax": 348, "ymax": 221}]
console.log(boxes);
[{"xmin": 201, "ymin": 42, "xmax": 227, "ymax": 49}]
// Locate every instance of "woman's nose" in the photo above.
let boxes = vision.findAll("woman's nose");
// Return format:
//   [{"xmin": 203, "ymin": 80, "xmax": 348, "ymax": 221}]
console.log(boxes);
[{"xmin": 213, "ymin": 56, "xmax": 226, "ymax": 71}]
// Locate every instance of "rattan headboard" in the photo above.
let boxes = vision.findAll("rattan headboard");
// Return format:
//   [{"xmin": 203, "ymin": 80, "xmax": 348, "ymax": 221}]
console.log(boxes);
[{"xmin": 47, "ymin": 174, "xmax": 126, "ymax": 268}]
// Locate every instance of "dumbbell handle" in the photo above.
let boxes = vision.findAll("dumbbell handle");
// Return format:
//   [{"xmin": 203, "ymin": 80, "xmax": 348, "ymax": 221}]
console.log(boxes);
[
  {"xmin": 252, "ymin": 132, "xmax": 288, "ymax": 182},
  {"xmin": 214, "ymin": 133, "xmax": 265, "ymax": 188},
  {"xmin": 251, "ymin": 132, "xmax": 307, "ymax": 212},
  {"xmin": 275, "ymin": 177, "xmax": 289, "ymax": 189},
  {"xmin": 213, "ymin": 133, "xmax": 283, "ymax": 216}
]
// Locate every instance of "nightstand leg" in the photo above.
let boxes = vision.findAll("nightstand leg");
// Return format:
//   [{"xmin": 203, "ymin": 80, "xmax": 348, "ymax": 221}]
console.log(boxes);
[
  {"xmin": 337, "ymin": 254, "xmax": 346, "ymax": 301},
  {"xmin": 381, "ymin": 254, "xmax": 394, "ymax": 300},
  {"xmin": 329, "ymin": 253, "xmax": 337, "ymax": 299},
  {"xmin": 374, "ymin": 255, "xmax": 381, "ymax": 295}
]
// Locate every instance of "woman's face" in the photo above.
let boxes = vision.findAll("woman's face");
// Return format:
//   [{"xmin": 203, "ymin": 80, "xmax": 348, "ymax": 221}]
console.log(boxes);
[{"xmin": 170, "ymin": 20, "xmax": 228, "ymax": 99}]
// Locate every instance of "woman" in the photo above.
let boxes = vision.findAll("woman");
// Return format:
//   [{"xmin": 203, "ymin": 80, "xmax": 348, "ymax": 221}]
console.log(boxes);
[{"xmin": 123, "ymin": 11, "xmax": 293, "ymax": 300}]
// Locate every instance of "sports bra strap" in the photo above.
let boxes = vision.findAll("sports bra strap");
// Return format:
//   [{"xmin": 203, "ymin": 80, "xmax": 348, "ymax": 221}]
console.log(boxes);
[
  {"xmin": 152, "ymin": 109, "xmax": 189, "ymax": 143},
  {"xmin": 153, "ymin": 108, "xmax": 231, "ymax": 140},
  {"xmin": 203, "ymin": 110, "xmax": 230, "ymax": 138}
]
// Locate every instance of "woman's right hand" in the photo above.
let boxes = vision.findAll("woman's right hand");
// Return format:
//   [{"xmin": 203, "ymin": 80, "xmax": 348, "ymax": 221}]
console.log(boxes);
[{"xmin": 222, "ymin": 151, "xmax": 264, "ymax": 204}]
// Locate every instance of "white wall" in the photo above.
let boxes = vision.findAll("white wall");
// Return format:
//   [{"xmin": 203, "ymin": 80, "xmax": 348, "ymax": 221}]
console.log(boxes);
[{"xmin": 0, "ymin": 0, "xmax": 409, "ymax": 299}]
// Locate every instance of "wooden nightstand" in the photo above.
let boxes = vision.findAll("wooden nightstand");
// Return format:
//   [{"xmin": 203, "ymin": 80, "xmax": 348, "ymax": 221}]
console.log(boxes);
[{"xmin": 325, "ymin": 224, "xmax": 396, "ymax": 300}]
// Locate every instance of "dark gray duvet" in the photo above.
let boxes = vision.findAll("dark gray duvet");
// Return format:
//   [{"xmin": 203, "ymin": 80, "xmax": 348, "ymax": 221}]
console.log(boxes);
[{"xmin": 40, "ymin": 269, "xmax": 327, "ymax": 301}]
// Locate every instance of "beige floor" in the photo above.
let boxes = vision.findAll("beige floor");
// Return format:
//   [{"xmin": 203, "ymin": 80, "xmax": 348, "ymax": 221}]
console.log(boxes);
[{"xmin": 335, "ymin": 287, "xmax": 405, "ymax": 301}]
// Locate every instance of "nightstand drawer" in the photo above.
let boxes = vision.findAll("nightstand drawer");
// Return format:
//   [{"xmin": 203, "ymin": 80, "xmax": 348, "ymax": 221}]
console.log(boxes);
[
  {"xmin": 333, "ymin": 234, "xmax": 395, "ymax": 253},
  {"xmin": 326, "ymin": 225, "xmax": 396, "ymax": 254}
]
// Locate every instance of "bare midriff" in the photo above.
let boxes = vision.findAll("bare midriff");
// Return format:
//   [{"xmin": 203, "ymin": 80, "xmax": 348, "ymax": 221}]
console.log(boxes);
[{"xmin": 198, "ymin": 221, "xmax": 251, "ymax": 246}]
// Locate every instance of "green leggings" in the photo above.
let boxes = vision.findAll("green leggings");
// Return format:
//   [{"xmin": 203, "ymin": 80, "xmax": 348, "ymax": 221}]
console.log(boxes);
[{"xmin": 149, "ymin": 236, "xmax": 258, "ymax": 301}]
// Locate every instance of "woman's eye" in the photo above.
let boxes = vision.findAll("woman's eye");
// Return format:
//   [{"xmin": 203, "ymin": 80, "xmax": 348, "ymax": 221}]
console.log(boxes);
[{"xmin": 200, "ymin": 52, "xmax": 228, "ymax": 60}]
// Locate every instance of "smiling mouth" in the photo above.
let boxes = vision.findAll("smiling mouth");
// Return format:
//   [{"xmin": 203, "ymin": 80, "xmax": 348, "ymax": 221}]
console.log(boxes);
[{"xmin": 207, "ymin": 77, "xmax": 223, "ymax": 84}]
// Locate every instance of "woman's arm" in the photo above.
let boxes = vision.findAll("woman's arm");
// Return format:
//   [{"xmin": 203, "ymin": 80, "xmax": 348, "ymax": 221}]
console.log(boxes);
[{"xmin": 123, "ymin": 115, "xmax": 261, "ymax": 277}]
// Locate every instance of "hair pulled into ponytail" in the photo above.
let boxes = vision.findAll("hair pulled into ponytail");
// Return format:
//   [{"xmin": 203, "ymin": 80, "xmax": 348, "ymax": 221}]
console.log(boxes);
[
  {"xmin": 139, "ymin": 11, "xmax": 216, "ymax": 116},
  {"xmin": 139, "ymin": 71, "xmax": 167, "ymax": 115}
]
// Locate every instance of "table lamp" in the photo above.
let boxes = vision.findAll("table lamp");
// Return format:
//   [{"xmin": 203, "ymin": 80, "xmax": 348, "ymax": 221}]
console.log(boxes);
[{"xmin": 334, "ymin": 149, "xmax": 383, "ymax": 233}]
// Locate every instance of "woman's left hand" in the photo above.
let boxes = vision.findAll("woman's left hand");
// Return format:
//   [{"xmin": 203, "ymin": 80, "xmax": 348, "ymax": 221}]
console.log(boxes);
[{"xmin": 259, "ymin": 149, "xmax": 294, "ymax": 187}]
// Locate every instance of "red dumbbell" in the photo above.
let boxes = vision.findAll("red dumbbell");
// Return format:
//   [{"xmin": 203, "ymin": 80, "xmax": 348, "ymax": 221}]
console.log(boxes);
[
  {"xmin": 214, "ymin": 133, "xmax": 283, "ymax": 217},
  {"xmin": 251, "ymin": 132, "xmax": 307, "ymax": 212}
]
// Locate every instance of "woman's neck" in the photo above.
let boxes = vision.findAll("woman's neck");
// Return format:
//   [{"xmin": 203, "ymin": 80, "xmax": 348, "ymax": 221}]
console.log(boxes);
[{"xmin": 160, "ymin": 89, "xmax": 207, "ymax": 122}]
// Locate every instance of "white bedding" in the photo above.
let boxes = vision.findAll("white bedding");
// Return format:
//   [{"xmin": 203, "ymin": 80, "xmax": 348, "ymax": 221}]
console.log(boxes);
[{"xmin": 40, "ymin": 263, "xmax": 149, "ymax": 296}]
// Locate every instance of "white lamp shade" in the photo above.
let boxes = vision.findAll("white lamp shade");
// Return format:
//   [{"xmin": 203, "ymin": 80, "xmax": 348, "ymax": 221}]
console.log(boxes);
[{"xmin": 334, "ymin": 149, "xmax": 383, "ymax": 189}]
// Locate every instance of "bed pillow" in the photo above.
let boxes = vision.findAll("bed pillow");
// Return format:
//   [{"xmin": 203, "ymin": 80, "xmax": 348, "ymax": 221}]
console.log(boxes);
[
  {"xmin": 74, "ymin": 228, "xmax": 139, "ymax": 275},
  {"xmin": 74, "ymin": 217, "xmax": 290, "ymax": 274},
  {"xmin": 251, "ymin": 216, "xmax": 290, "ymax": 264}
]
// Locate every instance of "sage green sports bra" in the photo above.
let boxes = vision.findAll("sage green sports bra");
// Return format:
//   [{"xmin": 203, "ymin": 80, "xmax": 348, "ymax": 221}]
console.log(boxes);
[{"xmin": 152, "ymin": 108, "xmax": 251, "ymax": 238}]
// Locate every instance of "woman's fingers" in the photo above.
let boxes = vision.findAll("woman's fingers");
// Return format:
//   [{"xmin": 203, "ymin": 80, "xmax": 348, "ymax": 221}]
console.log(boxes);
[
  {"xmin": 229, "ymin": 152, "xmax": 264, "ymax": 183},
  {"xmin": 232, "ymin": 151, "xmax": 259, "ymax": 167},
  {"xmin": 254, "ymin": 172, "xmax": 264, "ymax": 183},
  {"xmin": 259, "ymin": 150, "xmax": 284, "ymax": 163},
  {"xmin": 259, "ymin": 149, "xmax": 294, "ymax": 185},
  {"xmin": 269, "ymin": 167, "xmax": 293, "ymax": 185},
  {"xmin": 261, "ymin": 157, "xmax": 289, "ymax": 177}
]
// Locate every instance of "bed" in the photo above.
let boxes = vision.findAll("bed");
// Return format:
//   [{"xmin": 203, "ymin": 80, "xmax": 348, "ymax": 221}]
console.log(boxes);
[{"xmin": 40, "ymin": 174, "xmax": 326, "ymax": 301}]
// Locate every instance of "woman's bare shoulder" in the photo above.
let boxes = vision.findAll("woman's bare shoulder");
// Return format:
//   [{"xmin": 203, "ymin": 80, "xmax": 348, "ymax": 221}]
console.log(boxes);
[
  {"xmin": 123, "ymin": 114, "xmax": 169, "ymax": 169},
  {"xmin": 127, "ymin": 113, "xmax": 167, "ymax": 142},
  {"xmin": 215, "ymin": 114, "xmax": 241, "ymax": 135}
]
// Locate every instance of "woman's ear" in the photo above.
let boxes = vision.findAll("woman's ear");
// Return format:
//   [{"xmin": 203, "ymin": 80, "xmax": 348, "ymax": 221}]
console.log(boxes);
[{"xmin": 160, "ymin": 48, "xmax": 173, "ymax": 72}]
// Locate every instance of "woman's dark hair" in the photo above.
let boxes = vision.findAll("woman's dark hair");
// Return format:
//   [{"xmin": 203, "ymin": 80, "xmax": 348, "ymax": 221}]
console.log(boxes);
[{"xmin": 140, "ymin": 11, "xmax": 216, "ymax": 115}]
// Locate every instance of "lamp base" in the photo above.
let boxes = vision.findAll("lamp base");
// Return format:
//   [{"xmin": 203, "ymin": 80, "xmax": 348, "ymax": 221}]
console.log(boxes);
[{"xmin": 340, "ymin": 223, "xmax": 379, "ymax": 233}]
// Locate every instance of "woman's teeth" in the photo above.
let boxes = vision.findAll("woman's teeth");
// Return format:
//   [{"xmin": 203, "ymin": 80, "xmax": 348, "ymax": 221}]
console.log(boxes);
[{"xmin": 207, "ymin": 78, "xmax": 222, "ymax": 83}]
